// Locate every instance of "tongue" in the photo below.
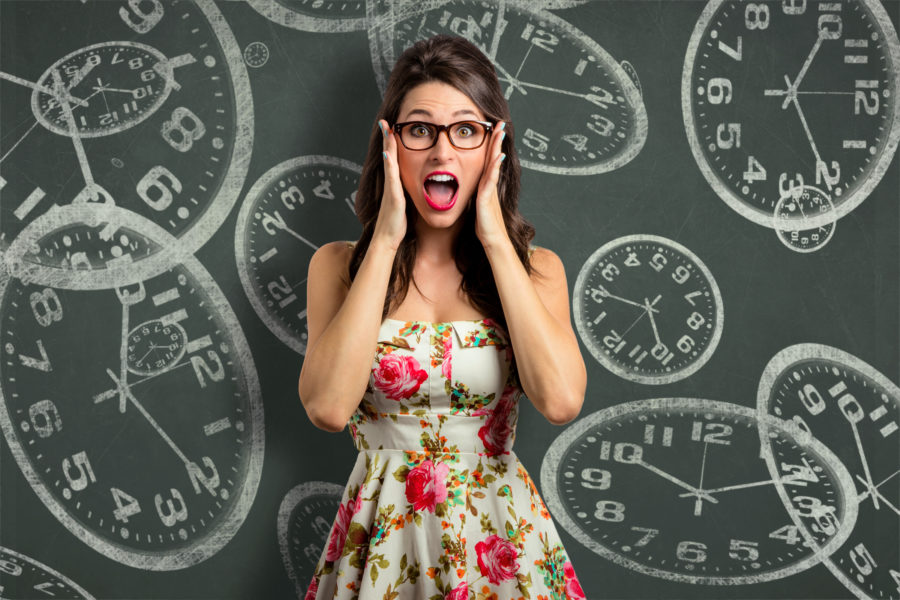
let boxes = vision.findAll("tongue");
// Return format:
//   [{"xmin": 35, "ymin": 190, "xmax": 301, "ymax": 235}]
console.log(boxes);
[{"xmin": 425, "ymin": 181, "xmax": 455, "ymax": 206}]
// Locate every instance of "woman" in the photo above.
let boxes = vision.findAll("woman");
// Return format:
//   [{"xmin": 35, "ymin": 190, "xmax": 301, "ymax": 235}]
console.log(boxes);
[{"xmin": 298, "ymin": 34, "xmax": 587, "ymax": 599}]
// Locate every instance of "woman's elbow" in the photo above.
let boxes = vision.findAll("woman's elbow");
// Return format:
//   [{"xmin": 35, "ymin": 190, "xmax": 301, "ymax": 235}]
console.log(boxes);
[
  {"xmin": 542, "ymin": 392, "xmax": 584, "ymax": 426},
  {"xmin": 299, "ymin": 391, "xmax": 349, "ymax": 433}
]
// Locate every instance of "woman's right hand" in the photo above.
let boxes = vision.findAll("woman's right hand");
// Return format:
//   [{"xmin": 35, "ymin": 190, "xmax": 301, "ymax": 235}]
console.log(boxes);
[{"xmin": 372, "ymin": 119, "xmax": 408, "ymax": 251}]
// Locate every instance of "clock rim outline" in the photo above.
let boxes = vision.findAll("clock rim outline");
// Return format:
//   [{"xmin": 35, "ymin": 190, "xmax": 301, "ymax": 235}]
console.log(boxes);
[
  {"xmin": 572, "ymin": 233, "xmax": 725, "ymax": 385},
  {"xmin": 276, "ymin": 480, "xmax": 345, "ymax": 599},
  {"xmin": 125, "ymin": 318, "xmax": 188, "ymax": 376},
  {"xmin": 539, "ymin": 397, "xmax": 860, "ymax": 585},
  {"xmin": 245, "ymin": 0, "xmax": 368, "ymax": 32},
  {"xmin": 680, "ymin": 0, "xmax": 900, "ymax": 230},
  {"xmin": 234, "ymin": 154, "xmax": 361, "ymax": 356},
  {"xmin": 367, "ymin": 0, "xmax": 649, "ymax": 175},
  {"xmin": 0, "ymin": 546, "xmax": 96, "ymax": 600},
  {"xmin": 756, "ymin": 342, "xmax": 900, "ymax": 600},
  {"xmin": 0, "ymin": 210, "xmax": 266, "ymax": 571}
]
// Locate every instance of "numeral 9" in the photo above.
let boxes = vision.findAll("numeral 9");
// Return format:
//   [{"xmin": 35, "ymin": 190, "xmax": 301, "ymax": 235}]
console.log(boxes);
[{"xmin": 581, "ymin": 468, "xmax": 612, "ymax": 490}]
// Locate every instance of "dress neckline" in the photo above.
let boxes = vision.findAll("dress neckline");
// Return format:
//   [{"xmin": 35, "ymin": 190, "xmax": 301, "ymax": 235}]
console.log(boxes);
[{"xmin": 382, "ymin": 317, "xmax": 489, "ymax": 326}]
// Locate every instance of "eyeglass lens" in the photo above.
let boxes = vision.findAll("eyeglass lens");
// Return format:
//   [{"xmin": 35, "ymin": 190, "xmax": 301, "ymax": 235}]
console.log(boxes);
[{"xmin": 401, "ymin": 122, "xmax": 486, "ymax": 149}]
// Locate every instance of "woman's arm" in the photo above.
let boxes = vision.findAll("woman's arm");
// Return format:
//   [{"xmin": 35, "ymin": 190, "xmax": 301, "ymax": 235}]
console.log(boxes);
[
  {"xmin": 485, "ymin": 241, "xmax": 587, "ymax": 424},
  {"xmin": 298, "ymin": 240, "xmax": 397, "ymax": 432}
]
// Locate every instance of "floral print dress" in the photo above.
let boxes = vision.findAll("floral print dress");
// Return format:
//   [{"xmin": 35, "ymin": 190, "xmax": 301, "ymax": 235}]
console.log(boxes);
[{"xmin": 307, "ymin": 318, "xmax": 584, "ymax": 600}]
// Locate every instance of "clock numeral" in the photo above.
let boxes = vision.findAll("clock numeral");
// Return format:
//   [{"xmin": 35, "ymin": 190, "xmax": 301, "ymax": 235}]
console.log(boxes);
[
  {"xmin": 686, "ymin": 311, "xmax": 706, "ymax": 331},
  {"xmin": 793, "ymin": 495, "xmax": 838, "ymax": 535},
  {"xmin": 312, "ymin": 515, "xmax": 332, "ymax": 538},
  {"xmin": 313, "ymin": 179, "xmax": 334, "ymax": 200},
  {"xmin": 601, "ymin": 263, "xmax": 620, "ymax": 282},
  {"xmin": 190, "ymin": 350, "xmax": 225, "ymax": 389},
  {"xmin": 691, "ymin": 421, "xmax": 732, "ymax": 445},
  {"xmin": 742, "ymin": 155, "xmax": 767, "ymax": 183},
  {"xmin": 30, "ymin": 288, "xmax": 63, "ymax": 327},
  {"xmin": 782, "ymin": 0, "xmax": 806, "ymax": 15},
  {"xmin": 778, "ymin": 172, "xmax": 805, "ymax": 198},
  {"xmin": 0, "ymin": 559, "xmax": 22, "ymax": 576},
  {"xmin": 522, "ymin": 128, "xmax": 550, "ymax": 153},
  {"xmin": 12, "ymin": 184, "xmax": 46, "ymax": 221},
  {"xmin": 593, "ymin": 500, "xmax": 625, "ymax": 522},
  {"xmin": 267, "ymin": 275, "xmax": 297, "ymax": 308},
  {"xmin": 672, "ymin": 265, "xmax": 690, "ymax": 284},
  {"xmin": 186, "ymin": 457, "xmax": 220, "ymax": 496},
  {"xmin": 828, "ymin": 381, "xmax": 864, "ymax": 424},
  {"xmin": 119, "ymin": 0, "xmax": 163, "ymax": 34},
  {"xmin": 744, "ymin": 3, "xmax": 770, "ymax": 30},
  {"xmin": 62, "ymin": 450, "xmax": 97, "ymax": 492},
  {"xmin": 155, "ymin": 488, "xmax": 188, "ymax": 527},
  {"xmin": 438, "ymin": 11, "xmax": 484, "ymax": 44},
  {"xmin": 854, "ymin": 80, "xmax": 880, "ymax": 115},
  {"xmin": 798, "ymin": 383, "xmax": 826, "ymax": 415},
  {"xmin": 304, "ymin": 544, "xmax": 323, "ymax": 560},
  {"xmin": 28, "ymin": 399, "xmax": 62, "ymax": 439},
  {"xmin": 818, "ymin": 13, "xmax": 842, "ymax": 41},
  {"xmin": 562, "ymin": 133, "xmax": 588, "ymax": 152},
  {"xmin": 651, "ymin": 342, "xmax": 674, "ymax": 366},
  {"xmin": 649, "ymin": 252, "xmax": 667, "ymax": 272},
  {"xmin": 780, "ymin": 457, "xmax": 819, "ymax": 485},
  {"xmin": 261, "ymin": 210, "xmax": 287, "ymax": 235},
  {"xmin": 845, "ymin": 39, "xmax": 869, "ymax": 64},
  {"xmin": 815, "ymin": 159, "xmax": 840, "ymax": 190},
  {"xmin": 588, "ymin": 285, "xmax": 609, "ymax": 303},
  {"xmin": 127, "ymin": 56, "xmax": 145, "ymax": 70},
  {"xmin": 161, "ymin": 106, "xmax": 206, "ymax": 153},
  {"xmin": 848, "ymin": 542, "xmax": 877, "ymax": 579},
  {"xmin": 137, "ymin": 165, "xmax": 182, "ymax": 212},
  {"xmin": 140, "ymin": 68, "xmax": 156, "ymax": 82},
  {"xmin": 643, "ymin": 424, "xmax": 673, "ymax": 446},
  {"xmin": 769, "ymin": 524, "xmax": 801, "ymax": 545},
  {"xmin": 717, "ymin": 36, "xmax": 742, "ymax": 61},
  {"xmin": 676, "ymin": 334, "xmax": 695, "ymax": 354},
  {"xmin": 676, "ymin": 540, "xmax": 707, "ymax": 563},
  {"xmin": 630, "ymin": 526, "xmax": 659, "ymax": 547},
  {"xmin": 602, "ymin": 330, "xmax": 626, "ymax": 354},
  {"xmin": 587, "ymin": 114, "xmax": 614, "ymax": 137},
  {"xmin": 628, "ymin": 344, "xmax": 648, "ymax": 364},
  {"xmin": 19, "ymin": 339, "xmax": 51, "ymax": 372},
  {"xmin": 729, "ymin": 539, "xmax": 759, "ymax": 561},
  {"xmin": 599, "ymin": 441, "xmax": 643, "ymax": 464},
  {"xmin": 623, "ymin": 252, "xmax": 640, "ymax": 267},
  {"xmin": 111, "ymin": 487, "xmax": 142, "ymax": 523},
  {"xmin": 585, "ymin": 86, "xmax": 615, "ymax": 109},
  {"xmin": 580, "ymin": 468, "xmax": 612, "ymax": 490},
  {"xmin": 716, "ymin": 123, "xmax": 741, "ymax": 149},
  {"xmin": 282, "ymin": 185, "xmax": 304, "ymax": 210},
  {"xmin": 521, "ymin": 24, "xmax": 558, "ymax": 53},
  {"xmin": 684, "ymin": 290, "xmax": 702, "ymax": 306}
]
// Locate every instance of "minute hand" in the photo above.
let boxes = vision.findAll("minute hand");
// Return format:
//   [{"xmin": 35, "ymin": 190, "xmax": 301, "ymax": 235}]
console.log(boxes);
[{"xmin": 637, "ymin": 459, "xmax": 718, "ymax": 503}]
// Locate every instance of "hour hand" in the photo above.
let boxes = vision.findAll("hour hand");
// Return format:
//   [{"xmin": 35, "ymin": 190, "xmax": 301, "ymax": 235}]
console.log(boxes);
[
  {"xmin": 636, "ymin": 459, "xmax": 718, "ymax": 503},
  {"xmin": 597, "ymin": 287, "xmax": 647, "ymax": 310}
]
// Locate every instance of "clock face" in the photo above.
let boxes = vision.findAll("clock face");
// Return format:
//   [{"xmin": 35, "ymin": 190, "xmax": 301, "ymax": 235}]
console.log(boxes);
[
  {"xmin": 0, "ymin": 207, "xmax": 265, "ymax": 571},
  {"xmin": 0, "ymin": 0, "xmax": 253, "ymax": 284},
  {"xmin": 572, "ymin": 235, "xmax": 724, "ymax": 384},
  {"xmin": 367, "ymin": 0, "xmax": 648, "ymax": 175},
  {"xmin": 682, "ymin": 0, "xmax": 900, "ymax": 230},
  {"xmin": 277, "ymin": 481, "xmax": 344, "ymax": 598},
  {"xmin": 246, "ymin": 0, "xmax": 368, "ymax": 32},
  {"xmin": 773, "ymin": 184, "xmax": 836, "ymax": 253},
  {"xmin": 0, "ymin": 546, "xmax": 95, "ymax": 600},
  {"xmin": 235, "ymin": 155, "xmax": 361, "ymax": 355},
  {"xmin": 758, "ymin": 344, "xmax": 900, "ymax": 600},
  {"xmin": 540, "ymin": 398, "xmax": 859, "ymax": 585}
]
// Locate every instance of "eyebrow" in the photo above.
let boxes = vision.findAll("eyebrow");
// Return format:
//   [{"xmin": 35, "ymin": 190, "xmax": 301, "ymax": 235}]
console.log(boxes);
[{"xmin": 403, "ymin": 108, "xmax": 481, "ymax": 119}]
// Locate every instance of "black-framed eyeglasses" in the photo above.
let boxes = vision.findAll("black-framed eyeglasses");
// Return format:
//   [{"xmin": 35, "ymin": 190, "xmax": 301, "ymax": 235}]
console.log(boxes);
[{"xmin": 392, "ymin": 120, "xmax": 494, "ymax": 150}]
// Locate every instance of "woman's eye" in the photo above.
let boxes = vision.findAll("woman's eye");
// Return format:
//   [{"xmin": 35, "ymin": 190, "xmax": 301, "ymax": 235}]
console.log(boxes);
[
  {"xmin": 456, "ymin": 125, "xmax": 474, "ymax": 137},
  {"xmin": 410, "ymin": 125, "xmax": 430, "ymax": 137}
]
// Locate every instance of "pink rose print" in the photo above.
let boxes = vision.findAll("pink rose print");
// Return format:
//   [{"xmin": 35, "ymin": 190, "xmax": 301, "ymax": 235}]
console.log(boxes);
[
  {"xmin": 441, "ymin": 336, "xmax": 452, "ymax": 381},
  {"xmin": 325, "ymin": 493, "xmax": 362, "ymax": 561},
  {"xmin": 564, "ymin": 561, "xmax": 585, "ymax": 599},
  {"xmin": 304, "ymin": 576, "xmax": 318, "ymax": 600},
  {"xmin": 475, "ymin": 534, "xmax": 520, "ymax": 584},
  {"xmin": 373, "ymin": 353, "xmax": 428, "ymax": 400},
  {"xmin": 476, "ymin": 392, "xmax": 514, "ymax": 456},
  {"xmin": 445, "ymin": 581, "xmax": 467, "ymax": 600},
  {"xmin": 404, "ymin": 459, "xmax": 449, "ymax": 512}
]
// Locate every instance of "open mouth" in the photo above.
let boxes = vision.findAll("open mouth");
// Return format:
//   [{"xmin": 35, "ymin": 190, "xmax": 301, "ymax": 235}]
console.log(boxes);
[{"xmin": 423, "ymin": 172, "xmax": 459, "ymax": 211}]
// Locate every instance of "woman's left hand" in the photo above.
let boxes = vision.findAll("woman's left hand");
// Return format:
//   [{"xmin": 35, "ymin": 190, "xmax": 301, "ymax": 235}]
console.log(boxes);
[{"xmin": 474, "ymin": 121, "xmax": 510, "ymax": 249}]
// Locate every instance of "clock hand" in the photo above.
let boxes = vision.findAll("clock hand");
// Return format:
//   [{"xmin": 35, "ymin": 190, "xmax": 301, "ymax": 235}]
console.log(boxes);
[
  {"xmin": 66, "ymin": 59, "xmax": 97, "ymax": 91},
  {"xmin": 784, "ymin": 34, "xmax": 824, "ymax": 105},
  {"xmin": 849, "ymin": 419, "xmax": 881, "ymax": 509},
  {"xmin": 680, "ymin": 475, "xmax": 803, "ymax": 495},
  {"xmin": 487, "ymin": 3, "xmax": 507, "ymax": 61},
  {"xmin": 493, "ymin": 62, "xmax": 526, "ymax": 99},
  {"xmin": 93, "ymin": 360, "xmax": 193, "ymax": 403},
  {"xmin": 643, "ymin": 296, "xmax": 663, "ymax": 346},
  {"xmin": 513, "ymin": 42, "xmax": 534, "ymax": 82},
  {"xmin": 136, "ymin": 345, "xmax": 157, "ymax": 364},
  {"xmin": 0, "ymin": 71, "xmax": 88, "ymax": 107},
  {"xmin": 854, "ymin": 474, "xmax": 899, "ymax": 515},
  {"xmin": 597, "ymin": 287, "xmax": 647, "ymax": 310},
  {"xmin": 788, "ymin": 90, "xmax": 831, "ymax": 190},
  {"xmin": 635, "ymin": 458, "xmax": 718, "ymax": 503},
  {"xmin": 693, "ymin": 442, "xmax": 710, "ymax": 516},
  {"xmin": 267, "ymin": 217, "xmax": 319, "ymax": 252},
  {"xmin": 93, "ymin": 85, "xmax": 139, "ymax": 95},
  {"xmin": 51, "ymin": 69, "xmax": 96, "ymax": 188},
  {"xmin": 116, "ymin": 295, "xmax": 131, "ymax": 415}
]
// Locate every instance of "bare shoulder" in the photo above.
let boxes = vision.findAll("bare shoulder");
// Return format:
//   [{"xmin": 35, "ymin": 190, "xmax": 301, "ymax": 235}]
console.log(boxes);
[
  {"xmin": 308, "ymin": 241, "xmax": 354, "ymax": 287},
  {"xmin": 528, "ymin": 246, "xmax": 566, "ymax": 286},
  {"xmin": 306, "ymin": 241, "xmax": 355, "ymax": 349}
]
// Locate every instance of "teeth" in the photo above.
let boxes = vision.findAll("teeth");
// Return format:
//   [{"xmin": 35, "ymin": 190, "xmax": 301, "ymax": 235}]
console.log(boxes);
[{"xmin": 427, "ymin": 174, "xmax": 456, "ymax": 182}]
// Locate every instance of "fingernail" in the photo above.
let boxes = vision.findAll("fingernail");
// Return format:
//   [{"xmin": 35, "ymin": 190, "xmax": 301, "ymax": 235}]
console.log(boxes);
[
  {"xmin": 500, "ymin": 153, "xmax": 506, "ymax": 162},
  {"xmin": 500, "ymin": 132, "xmax": 506, "ymax": 142},
  {"xmin": 382, "ymin": 151, "xmax": 388, "ymax": 160},
  {"xmin": 499, "ymin": 121, "xmax": 506, "ymax": 131},
  {"xmin": 379, "ymin": 123, "xmax": 386, "ymax": 137}
]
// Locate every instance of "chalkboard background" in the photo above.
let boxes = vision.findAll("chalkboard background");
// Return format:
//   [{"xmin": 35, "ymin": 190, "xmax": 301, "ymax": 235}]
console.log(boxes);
[{"xmin": 0, "ymin": 0, "xmax": 897, "ymax": 598}]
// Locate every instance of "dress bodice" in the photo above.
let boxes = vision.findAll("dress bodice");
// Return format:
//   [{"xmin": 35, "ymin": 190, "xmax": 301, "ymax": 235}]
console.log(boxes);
[{"xmin": 348, "ymin": 318, "xmax": 521, "ymax": 456}]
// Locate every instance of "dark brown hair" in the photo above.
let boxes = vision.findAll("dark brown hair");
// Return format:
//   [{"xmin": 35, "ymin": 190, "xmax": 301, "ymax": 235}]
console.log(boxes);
[{"xmin": 349, "ymin": 35, "xmax": 538, "ymax": 329}]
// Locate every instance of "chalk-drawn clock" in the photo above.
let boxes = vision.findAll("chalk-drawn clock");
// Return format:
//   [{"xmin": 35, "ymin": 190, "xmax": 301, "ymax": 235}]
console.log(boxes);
[
  {"xmin": 540, "ymin": 398, "xmax": 859, "ymax": 584},
  {"xmin": 235, "ymin": 156, "xmax": 361, "ymax": 355},
  {"xmin": 773, "ymin": 184, "xmax": 836, "ymax": 253},
  {"xmin": 246, "ymin": 0, "xmax": 367, "ymax": 32},
  {"xmin": 0, "ymin": 0, "xmax": 252, "ymax": 283},
  {"xmin": 0, "ymin": 206, "xmax": 264, "ymax": 570},
  {"xmin": 682, "ymin": 0, "xmax": 900, "ymax": 230},
  {"xmin": 758, "ymin": 345, "xmax": 900, "ymax": 600},
  {"xmin": 277, "ymin": 481, "xmax": 344, "ymax": 599},
  {"xmin": 368, "ymin": 0, "xmax": 648, "ymax": 175},
  {"xmin": 573, "ymin": 235, "xmax": 723, "ymax": 384},
  {"xmin": 0, "ymin": 547, "xmax": 95, "ymax": 600}
]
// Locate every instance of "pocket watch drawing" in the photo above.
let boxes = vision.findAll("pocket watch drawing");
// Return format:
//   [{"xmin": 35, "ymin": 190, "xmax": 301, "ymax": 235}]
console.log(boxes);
[
  {"xmin": 540, "ymin": 398, "xmax": 859, "ymax": 585},
  {"xmin": 0, "ymin": 0, "xmax": 252, "ymax": 285},
  {"xmin": 773, "ymin": 184, "xmax": 836, "ymax": 253},
  {"xmin": 758, "ymin": 344, "xmax": 899, "ymax": 600},
  {"xmin": 572, "ymin": 235, "xmax": 724, "ymax": 385},
  {"xmin": 367, "ymin": 0, "xmax": 648, "ymax": 175},
  {"xmin": 277, "ymin": 481, "xmax": 345, "ymax": 598},
  {"xmin": 0, "ymin": 205, "xmax": 265, "ymax": 571},
  {"xmin": 235, "ymin": 156, "xmax": 361, "ymax": 355},
  {"xmin": 0, "ymin": 546, "xmax": 95, "ymax": 600},
  {"xmin": 682, "ymin": 0, "xmax": 900, "ymax": 230},
  {"xmin": 246, "ymin": 0, "xmax": 367, "ymax": 32}
]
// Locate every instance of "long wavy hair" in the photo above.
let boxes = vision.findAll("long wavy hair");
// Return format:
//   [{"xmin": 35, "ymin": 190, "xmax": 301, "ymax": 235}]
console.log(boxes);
[{"xmin": 349, "ymin": 35, "xmax": 538, "ymax": 329}]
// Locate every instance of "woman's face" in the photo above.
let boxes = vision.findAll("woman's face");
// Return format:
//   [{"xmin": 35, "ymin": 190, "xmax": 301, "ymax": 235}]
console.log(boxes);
[{"xmin": 395, "ymin": 81, "xmax": 491, "ymax": 228}]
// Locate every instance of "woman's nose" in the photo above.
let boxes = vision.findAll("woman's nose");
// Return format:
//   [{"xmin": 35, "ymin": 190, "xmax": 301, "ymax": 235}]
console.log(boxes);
[{"xmin": 429, "ymin": 129, "xmax": 456, "ymax": 159}]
